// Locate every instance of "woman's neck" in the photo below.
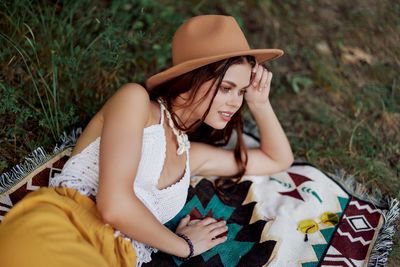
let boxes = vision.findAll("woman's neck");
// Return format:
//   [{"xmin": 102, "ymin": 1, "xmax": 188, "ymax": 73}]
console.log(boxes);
[{"xmin": 169, "ymin": 97, "xmax": 201, "ymax": 131}]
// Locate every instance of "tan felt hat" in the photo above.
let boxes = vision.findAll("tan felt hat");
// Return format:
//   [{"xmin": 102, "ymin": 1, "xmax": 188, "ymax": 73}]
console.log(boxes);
[{"xmin": 146, "ymin": 15, "xmax": 284, "ymax": 90}]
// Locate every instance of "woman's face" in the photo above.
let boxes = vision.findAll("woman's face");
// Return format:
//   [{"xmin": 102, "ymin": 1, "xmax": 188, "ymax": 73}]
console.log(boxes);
[{"xmin": 200, "ymin": 62, "xmax": 253, "ymax": 129}]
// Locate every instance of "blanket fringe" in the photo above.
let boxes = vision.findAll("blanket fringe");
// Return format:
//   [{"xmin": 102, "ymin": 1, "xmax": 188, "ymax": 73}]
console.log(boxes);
[
  {"xmin": 0, "ymin": 128, "xmax": 82, "ymax": 195},
  {"xmin": 1, "ymin": 129, "xmax": 398, "ymax": 264},
  {"xmin": 238, "ymin": 129, "xmax": 399, "ymax": 265},
  {"xmin": 325, "ymin": 168, "xmax": 387, "ymax": 207},
  {"xmin": 368, "ymin": 198, "xmax": 400, "ymax": 267},
  {"xmin": 53, "ymin": 128, "xmax": 82, "ymax": 154},
  {"xmin": 323, "ymin": 168, "xmax": 399, "ymax": 266}
]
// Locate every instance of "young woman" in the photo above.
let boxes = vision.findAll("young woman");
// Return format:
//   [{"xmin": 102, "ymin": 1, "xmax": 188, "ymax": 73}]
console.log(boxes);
[{"xmin": 0, "ymin": 15, "xmax": 293, "ymax": 266}]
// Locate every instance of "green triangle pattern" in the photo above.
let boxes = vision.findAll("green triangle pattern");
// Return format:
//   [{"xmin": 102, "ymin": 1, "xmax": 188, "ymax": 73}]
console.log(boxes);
[
  {"xmin": 166, "ymin": 194, "xmax": 248, "ymax": 266},
  {"xmin": 303, "ymin": 197, "xmax": 347, "ymax": 267},
  {"xmin": 320, "ymin": 227, "xmax": 335, "ymax": 242},
  {"xmin": 337, "ymin": 196, "xmax": 349, "ymax": 211},
  {"xmin": 302, "ymin": 262, "xmax": 318, "ymax": 267},
  {"xmin": 165, "ymin": 195, "xmax": 235, "ymax": 228},
  {"xmin": 202, "ymin": 224, "xmax": 253, "ymax": 264},
  {"xmin": 312, "ymin": 244, "xmax": 327, "ymax": 260}
]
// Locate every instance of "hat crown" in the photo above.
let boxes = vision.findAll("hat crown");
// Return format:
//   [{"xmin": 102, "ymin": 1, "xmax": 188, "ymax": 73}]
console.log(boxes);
[
  {"xmin": 146, "ymin": 15, "xmax": 283, "ymax": 89},
  {"xmin": 172, "ymin": 15, "xmax": 250, "ymax": 65}
]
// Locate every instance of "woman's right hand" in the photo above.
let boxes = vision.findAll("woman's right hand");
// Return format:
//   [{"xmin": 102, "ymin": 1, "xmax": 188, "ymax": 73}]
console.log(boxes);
[{"xmin": 175, "ymin": 215, "xmax": 228, "ymax": 256}]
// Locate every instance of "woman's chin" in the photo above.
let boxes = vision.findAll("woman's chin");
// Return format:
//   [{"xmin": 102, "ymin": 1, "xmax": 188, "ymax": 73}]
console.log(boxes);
[{"xmin": 204, "ymin": 120, "xmax": 228, "ymax": 130}]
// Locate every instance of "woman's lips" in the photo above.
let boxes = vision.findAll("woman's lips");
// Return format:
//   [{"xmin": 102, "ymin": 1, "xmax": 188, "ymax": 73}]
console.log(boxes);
[{"xmin": 218, "ymin": 111, "xmax": 233, "ymax": 122}]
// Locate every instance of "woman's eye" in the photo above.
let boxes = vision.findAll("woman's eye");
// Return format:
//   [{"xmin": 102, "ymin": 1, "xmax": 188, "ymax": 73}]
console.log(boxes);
[
  {"xmin": 239, "ymin": 89, "xmax": 247, "ymax": 95},
  {"xmin": 219, "ymin": 86, "xmax": 231, "ymax": 93}
]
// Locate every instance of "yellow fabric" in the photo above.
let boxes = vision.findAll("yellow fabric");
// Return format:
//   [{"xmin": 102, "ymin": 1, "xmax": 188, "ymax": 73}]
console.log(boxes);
[{"xmin": 0, "ymin": 187, "xmax": 136, "ymax": 267}]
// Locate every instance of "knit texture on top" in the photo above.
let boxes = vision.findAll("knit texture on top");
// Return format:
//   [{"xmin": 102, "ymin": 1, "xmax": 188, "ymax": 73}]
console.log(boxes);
[{"xmin": 49, "ymin": 103, "xmax": 191, "ymax": 267}]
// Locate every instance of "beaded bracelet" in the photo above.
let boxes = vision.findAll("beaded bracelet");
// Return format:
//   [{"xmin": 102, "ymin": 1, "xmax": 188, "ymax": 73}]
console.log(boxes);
[{"xmin": 176, "ymin": 233, "xmax": 194, "ymax": 261}]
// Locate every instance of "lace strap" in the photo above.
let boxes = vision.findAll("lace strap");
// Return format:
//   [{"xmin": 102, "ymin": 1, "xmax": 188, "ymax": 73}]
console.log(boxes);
[
  {"xmin": 157, "ymin": 97, "xmax": 190, "ymax": 155},
  {"xmin": 159, "ymin": 100, "xmax": 165, "ymax": 125}
]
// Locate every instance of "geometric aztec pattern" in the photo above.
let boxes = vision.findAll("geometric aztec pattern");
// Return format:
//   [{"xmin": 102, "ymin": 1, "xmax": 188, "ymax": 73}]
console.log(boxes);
[
  {"xmin": 319, "ymin": 196, "xmax": 384, "ymax": 267},
  {"xmin": 146, "ymin": 179, "xmax": 276, "ymax": 267},
  {"xmin": 0, "ymin": 150, "xmax": 389, "ymax": 266}
]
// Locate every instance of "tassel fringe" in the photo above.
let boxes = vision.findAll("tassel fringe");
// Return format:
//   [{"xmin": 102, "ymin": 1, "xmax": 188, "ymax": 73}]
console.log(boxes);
[
  {"xmin": 325, "ymin": 168, "xmax": 387, "ymax": 207},
  {"xmin": 297, "ymin": 166, "xmax": 399, "ymax": 266},
  {"xmin": 0, "ymin": 128, "xmax": 82, "ymax": 194},
  {"xmin": 0, "ymin": 128, "xmax": 398, "ymax": 264},
  {"xmin": 295, "ymin": 166, "xmax": 399, "ymax": 266},
  {"xmin": 368, "ymin": 199, "xmax": 400, "ymax": 267},
  {"xmin": 53, "ymin": 128, "xmax": 82, "ymax": 154},
  {"xmin": 243, "ymin": 125, "xmax": 398, "ymax": 264}
]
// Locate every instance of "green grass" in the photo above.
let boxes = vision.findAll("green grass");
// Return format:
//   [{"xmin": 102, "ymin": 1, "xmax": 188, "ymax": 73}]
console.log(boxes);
[{"xmin": 0, "ymin": 0, "xmax": 399, "ymax": 264}]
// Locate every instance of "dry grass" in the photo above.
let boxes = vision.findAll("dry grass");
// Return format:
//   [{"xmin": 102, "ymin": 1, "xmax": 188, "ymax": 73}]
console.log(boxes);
[{"xmin": 0, "ymin": 0, "xmax": 399, "ymax": 264}]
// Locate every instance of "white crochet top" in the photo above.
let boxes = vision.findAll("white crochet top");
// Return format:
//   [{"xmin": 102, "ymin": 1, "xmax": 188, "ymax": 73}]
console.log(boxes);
[{"xmin": 49, "ymin": 103, "xmax": 191, "ymax": 267}]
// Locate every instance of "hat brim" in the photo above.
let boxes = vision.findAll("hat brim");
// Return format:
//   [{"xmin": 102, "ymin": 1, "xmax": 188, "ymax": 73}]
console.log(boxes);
[{"xmin": 145, "ymin": 49, "xmax": 284, "ymax": 90}]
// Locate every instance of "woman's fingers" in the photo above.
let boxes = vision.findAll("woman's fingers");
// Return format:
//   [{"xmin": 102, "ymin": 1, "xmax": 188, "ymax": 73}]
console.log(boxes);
[
  {"xmin": 251, "ymin": 62, "xmax": 258, "ymax": 81},
  {"xmin": 188, "ymin": 219, "xmax": 200, "ymax": 226},
  {"xmin": 266, "ymin": 71, "xmax": 273, "ymax": 87},
  {"xmin": 204, "ymin": 220, "xmax": 228, "ymax": 241},
  {"xmin": 197, "ymin": 219, "xmax": 228, "ymax": 240},
  {"xmin": 259, "ymin": 68, "xmax": 269, "ymax": 91},
  {"xmin": 252, "ymin": 62, "xmax": 259, "ymax": 74},
  {"xmin": 209, "ymin": 224, "xmax": 228, "ymax": 238},
  {"xmin": 177, "ymin": 215, "xmax": 190, "ymax": 228},
  {"xmin": 205, "ymin": 220, "xmax": 226, "ymax": 231},
  {"xmin": 177, "ymin": 218, "xmax": 229, "ymax": 256},
  {"xmin": 199, "ymin": 217, "xmax": 217, "ymax": 226},
  {"xmin": 252, "ymin": 64, "xmax": 264, "ymax": 87},
  {"xmin": 210, "ymin": 235, "xmax": 228, "ymax": 247},
  {"xmin": 252, "ymin": 64, "xmax": 272, "ymax": 91}
]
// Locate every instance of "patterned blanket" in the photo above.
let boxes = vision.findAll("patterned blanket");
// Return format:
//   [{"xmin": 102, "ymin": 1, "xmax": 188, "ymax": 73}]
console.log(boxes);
[
  {"xmin": 145, "ymin": 163, "xmax": 398, "ymax": 267},
  {"xmin": 0, "ymin": 132, "xmax": 398, "ymax": 267}
]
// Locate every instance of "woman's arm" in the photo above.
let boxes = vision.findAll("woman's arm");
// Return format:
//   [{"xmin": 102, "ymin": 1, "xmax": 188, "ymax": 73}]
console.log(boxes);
[
  {"xmin": 96, "ymin": 83, "xmax": 227, "ymax": 257},
  {"xmin": 245, "ymin": 62, "xmax": 293, "ymax": 168},
  {"xmin": 190, "ymin": 63, "xmax": 293, "ymax": 177},
  {"xmin": 246, "ymin": 100, "xmax": 294, "ymax": 171}
]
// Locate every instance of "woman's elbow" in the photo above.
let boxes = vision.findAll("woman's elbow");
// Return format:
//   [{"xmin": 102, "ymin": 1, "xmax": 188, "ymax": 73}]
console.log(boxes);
[
  {"xmin": 288, "ymin": 153, "xmax": 295, "ymax": 166},
  {"xmin": 96, "ymin": 193, "xmax": 126, "ymax": 226},
  {"xmin": 97, "ymin": 202, "xmax": 120, "ymax": 226},
  {"xmin": 96, "ymin": 190, "xmax": 139, "ymax": 226},
  {"xmin": 280, "ymin": 154, "xmax": 294, "ymax": 171}
]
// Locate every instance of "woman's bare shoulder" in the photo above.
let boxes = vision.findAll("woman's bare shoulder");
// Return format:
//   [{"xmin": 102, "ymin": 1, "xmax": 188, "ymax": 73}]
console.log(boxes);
[
  {"xmin": 101, "ymin": 83, "xmax": 151, "ymax": 123},
  {"xmin": 72, "ymin": 84, "xmax": 151, "ymax": 156},
  {"xmin": 104, "ymin": 83, "xmax": 150, "ymax": 107}
]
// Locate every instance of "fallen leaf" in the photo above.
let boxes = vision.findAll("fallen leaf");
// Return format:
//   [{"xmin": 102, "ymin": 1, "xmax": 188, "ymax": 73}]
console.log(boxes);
[
  {"xmin": 340, "ymin": 45, "xmax": 373, "ymax": 65},
  {"xmin": 316, "ymin": 41, "xmax": 332, "ymax": 56}
]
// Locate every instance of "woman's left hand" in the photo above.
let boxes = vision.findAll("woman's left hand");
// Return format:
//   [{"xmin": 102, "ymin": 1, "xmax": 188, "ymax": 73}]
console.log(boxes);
[{"xmin": 244, "ymin": 62, "xmax": 273, "ymax": 106}]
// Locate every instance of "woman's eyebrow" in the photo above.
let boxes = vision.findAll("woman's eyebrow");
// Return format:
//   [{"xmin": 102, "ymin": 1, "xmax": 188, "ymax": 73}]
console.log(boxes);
[{"xmin": 222, "ymin": 80, "xmax": 250, "ymax": 89}]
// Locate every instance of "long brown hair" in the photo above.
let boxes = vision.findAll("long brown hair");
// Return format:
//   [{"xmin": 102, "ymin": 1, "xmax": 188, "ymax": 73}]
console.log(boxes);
[{"xmin": 147, "ymin": 55, "xmax": 256, "ymax": 200}]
